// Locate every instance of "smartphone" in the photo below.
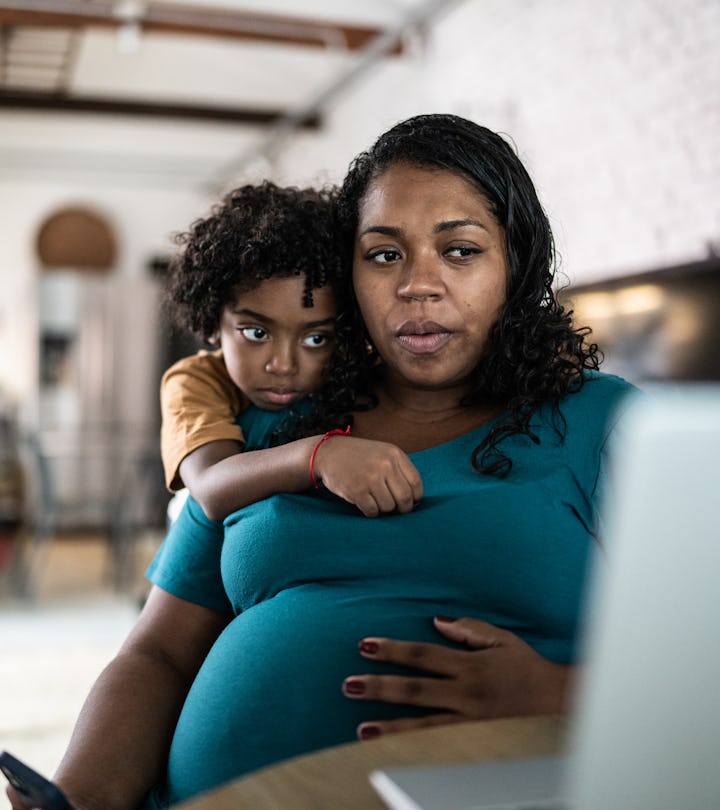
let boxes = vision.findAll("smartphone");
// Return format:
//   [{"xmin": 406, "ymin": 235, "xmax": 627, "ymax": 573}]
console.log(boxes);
[{"xmin": 0, "ymin": 751, "xmax": 74, "ymax": 810}]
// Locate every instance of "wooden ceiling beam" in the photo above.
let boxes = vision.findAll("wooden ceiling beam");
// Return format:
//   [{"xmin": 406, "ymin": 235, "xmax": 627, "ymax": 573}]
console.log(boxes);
[
  {"xmin": 0, "ymin": 3, "xmax": 402, "ymax": 54},
  {"xmin": 0, "ymin": 88, "xmax": 322, "ymax": 127}
]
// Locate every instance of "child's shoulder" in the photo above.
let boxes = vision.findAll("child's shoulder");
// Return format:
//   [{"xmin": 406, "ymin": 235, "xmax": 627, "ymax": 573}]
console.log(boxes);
[
  {"xmin": 162, "ymin": 349, "xmax": 234, "ymax": 390},
  {"xmin": 161, "ymin": 348, "xmax": 243, "ymax": 408},
  {"xmin": 164, "ymin": 348, "xmax": 226, "ymax": 378}
]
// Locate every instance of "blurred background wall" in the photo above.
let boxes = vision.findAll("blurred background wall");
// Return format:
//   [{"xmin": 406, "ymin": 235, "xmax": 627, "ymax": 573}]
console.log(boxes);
[{"xmin": 0, "ymin": 0, "xmax": 717, "ymax": 535}]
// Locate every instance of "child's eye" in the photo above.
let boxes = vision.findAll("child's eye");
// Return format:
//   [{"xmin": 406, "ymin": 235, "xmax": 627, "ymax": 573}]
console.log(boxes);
[
  {"xmin": 302, "ymin": 333, "xmax": 332, "ymax": 348},
  {"xmin": 240, "ymin": 327, "xmax": 269, "ymax": 342},
  {"xmin": 367, "ymin": 248, "xmax": 401, "ymax": 264}
]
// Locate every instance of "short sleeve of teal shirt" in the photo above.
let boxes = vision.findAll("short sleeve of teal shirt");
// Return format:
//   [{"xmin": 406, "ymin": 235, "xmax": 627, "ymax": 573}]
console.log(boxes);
[{"xmin": 146, "ymin": 407, "xmax": 290, "ymax": 614}]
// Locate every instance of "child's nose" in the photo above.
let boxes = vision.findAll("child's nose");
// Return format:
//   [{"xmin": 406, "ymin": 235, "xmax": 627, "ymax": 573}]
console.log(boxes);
[{"xmin": 265, "ymin": 344, "xmax": 297, "ymax": 375}]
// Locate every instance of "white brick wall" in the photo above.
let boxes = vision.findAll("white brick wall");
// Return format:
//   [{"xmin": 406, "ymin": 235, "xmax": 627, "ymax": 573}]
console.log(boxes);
[{"xmin": 423, "ymin": 0, "xmax": 720, "ymax": 283}]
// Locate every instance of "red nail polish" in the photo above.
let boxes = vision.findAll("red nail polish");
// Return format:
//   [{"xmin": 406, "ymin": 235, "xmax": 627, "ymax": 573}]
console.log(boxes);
[
  {"xmin": 360, "ymin": 725, "xmax": 382, "ymax": 740},
  {"xmin": 435, "ymin": 615, "xmax": 456, "ymax": 623},
  {"xmin": 359, "ymin": 640, "xmax": 379, "ymax": 655},
  {"xmin": 344, "ymin": 678, "xmax": 366, "ymax": 695}
]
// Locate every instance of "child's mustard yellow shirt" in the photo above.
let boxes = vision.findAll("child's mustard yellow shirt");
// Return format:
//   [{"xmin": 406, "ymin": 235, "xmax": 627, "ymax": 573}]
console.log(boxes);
[{"xmin": 160, "ymin": 349, "xmax": 246, "ymax": 491}]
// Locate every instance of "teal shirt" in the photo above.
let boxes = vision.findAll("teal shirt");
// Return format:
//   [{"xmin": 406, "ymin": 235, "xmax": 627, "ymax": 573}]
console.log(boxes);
[{"xmin": 147, "ymin": 371, "xmax": 636, "ymax": 806}]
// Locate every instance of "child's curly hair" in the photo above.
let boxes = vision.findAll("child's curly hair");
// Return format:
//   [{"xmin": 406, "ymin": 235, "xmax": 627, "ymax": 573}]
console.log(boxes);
[{"xmin": 165, "ymin": 181, "xmax": 345, "ymax": 342}]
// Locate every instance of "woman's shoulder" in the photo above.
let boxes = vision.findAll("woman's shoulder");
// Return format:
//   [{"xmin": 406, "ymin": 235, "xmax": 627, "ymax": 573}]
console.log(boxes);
[
  {"xmin": 237, "ymin": 401, "xmax": 313, "ymax": 450},
  {"xmin": 578, "ymin": 369, "xmax": 639, "ymax": 400},
  {"xmin": 237, "ymin": 406, "xmax": 287, "ymax": 448},
  {"xmin": 559, "ymin": 370, "xmax": 641, "ymax": 434}
]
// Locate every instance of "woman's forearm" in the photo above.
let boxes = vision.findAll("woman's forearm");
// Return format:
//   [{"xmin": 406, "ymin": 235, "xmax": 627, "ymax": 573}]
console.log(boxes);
[
  {"xmin": 53, "ymin": 588, "xmax": 229, "ymax": 810},
  {"xmin": 53, "ymin": 645, "xmax": 192, "ymax": 810}
]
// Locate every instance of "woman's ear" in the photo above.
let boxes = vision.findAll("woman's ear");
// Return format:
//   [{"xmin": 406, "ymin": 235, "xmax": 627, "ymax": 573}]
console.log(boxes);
[{"xmin": 207, "ymin": 330, "xmax": 220, "ymax": 346}]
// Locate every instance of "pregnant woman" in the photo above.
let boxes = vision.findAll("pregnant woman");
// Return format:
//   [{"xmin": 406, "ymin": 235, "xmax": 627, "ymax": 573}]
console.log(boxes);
[{"xmin": 27, "ymin": 114, "xmax": 635, "ymax": 810}]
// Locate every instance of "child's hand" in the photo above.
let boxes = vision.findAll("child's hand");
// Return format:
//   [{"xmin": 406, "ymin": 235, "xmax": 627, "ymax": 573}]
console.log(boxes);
[{"xmin": 312, "ymin": 436, "xmax": 422, "ymax": 517}]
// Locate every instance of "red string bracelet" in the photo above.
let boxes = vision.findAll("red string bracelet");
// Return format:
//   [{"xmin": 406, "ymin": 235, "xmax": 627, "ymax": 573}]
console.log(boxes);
[{"xmin": 309, "ymin": 426, "xmax": 351, "ymax": 490}]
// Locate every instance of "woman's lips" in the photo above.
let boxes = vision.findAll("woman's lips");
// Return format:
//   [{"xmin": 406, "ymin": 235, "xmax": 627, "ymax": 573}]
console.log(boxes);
[{"xmin": 395, "ymin": 321, "xmax": 453, "ymax": 355}]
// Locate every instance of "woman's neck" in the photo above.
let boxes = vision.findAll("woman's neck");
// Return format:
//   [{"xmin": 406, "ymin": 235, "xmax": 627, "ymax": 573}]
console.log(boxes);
[
  {"xmin": 352, "ymin": 373, "xmax": 501, "ymax": 453},
  {"xmin": 376, "ymin": 384, "xmax": 470, "ymax": 425}
]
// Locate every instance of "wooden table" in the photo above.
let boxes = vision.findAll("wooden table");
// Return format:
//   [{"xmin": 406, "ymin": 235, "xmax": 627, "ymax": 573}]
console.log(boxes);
[{"xmin": 177, "ymin": 715, "xmax": 566, "ymax": 809}]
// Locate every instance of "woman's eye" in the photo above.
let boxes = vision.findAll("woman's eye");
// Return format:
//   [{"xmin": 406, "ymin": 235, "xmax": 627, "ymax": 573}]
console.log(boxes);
[
  {"xmin": 302, "ymin": 333, "xmax": 332, "ymax": 348},
  {"xmin": 240, "ymin": 327, "xmax": 269, "ymax": 342},
  {"xmin": 446, "ymin": 245, "xmax": 481, "ymax": 259},
  {"xmin": 367, "ymin": 248, "xmax": 401, "ymax": 264}
]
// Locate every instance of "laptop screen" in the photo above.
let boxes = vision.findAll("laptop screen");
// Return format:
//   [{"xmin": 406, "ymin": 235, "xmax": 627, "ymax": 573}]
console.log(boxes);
[{"xmin": 567, "ymin": 384, "xmax": 720, "ymax": 810}]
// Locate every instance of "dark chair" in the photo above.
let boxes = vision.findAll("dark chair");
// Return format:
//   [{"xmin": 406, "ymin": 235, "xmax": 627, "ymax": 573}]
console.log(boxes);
[
  {"xmin": 6, "ymin": 429, "xmax": 167, "ymax": 599},
  {"xmin": 4, "ymin": 430, "xmax": 56, "ymax": 599}
]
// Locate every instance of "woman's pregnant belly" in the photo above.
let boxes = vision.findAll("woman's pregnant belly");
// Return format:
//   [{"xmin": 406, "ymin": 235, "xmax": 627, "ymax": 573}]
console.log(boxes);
[{"xmin": 161, "ymin": 584, "xmax": 457, "ymax": 805}]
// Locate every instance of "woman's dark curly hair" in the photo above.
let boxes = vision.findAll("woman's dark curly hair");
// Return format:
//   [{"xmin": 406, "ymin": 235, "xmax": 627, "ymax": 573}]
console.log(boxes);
[
  {"xmin": 314, "ymin": 113, "xmax": 602, "ymax": 475},
  {"xmin": 165, "ymin": 181, "xmax": 347, "ymax": 342}
]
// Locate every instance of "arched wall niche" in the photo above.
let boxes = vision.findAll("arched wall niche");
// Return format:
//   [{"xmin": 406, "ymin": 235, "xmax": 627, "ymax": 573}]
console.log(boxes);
[{"xmin": 35, "ymin": 206, "xmax": 117, "ymax": 271}]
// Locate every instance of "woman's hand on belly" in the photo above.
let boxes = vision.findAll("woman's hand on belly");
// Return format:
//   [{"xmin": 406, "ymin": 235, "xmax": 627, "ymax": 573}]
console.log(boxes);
[{"xmin": 342, "ymin": 616, "xmax": 574, "ymax": 739}]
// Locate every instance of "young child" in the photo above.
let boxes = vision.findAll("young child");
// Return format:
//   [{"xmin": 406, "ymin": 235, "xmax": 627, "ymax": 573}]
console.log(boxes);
[{"xmin": 161, "ymin": 181, "xmax": 422, "ymax": 521}]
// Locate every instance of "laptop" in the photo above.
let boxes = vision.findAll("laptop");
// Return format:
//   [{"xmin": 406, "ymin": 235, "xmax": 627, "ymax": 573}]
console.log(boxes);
[{"xmin": 370, "ymin": 384, "xmax": 720, "ymax": 810}]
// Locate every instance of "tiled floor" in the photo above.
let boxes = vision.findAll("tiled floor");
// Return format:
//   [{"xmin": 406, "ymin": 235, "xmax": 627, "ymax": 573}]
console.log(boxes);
[{"xmin": 0, "ymin": 533, "xmax": 161, "ymax": 778}]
